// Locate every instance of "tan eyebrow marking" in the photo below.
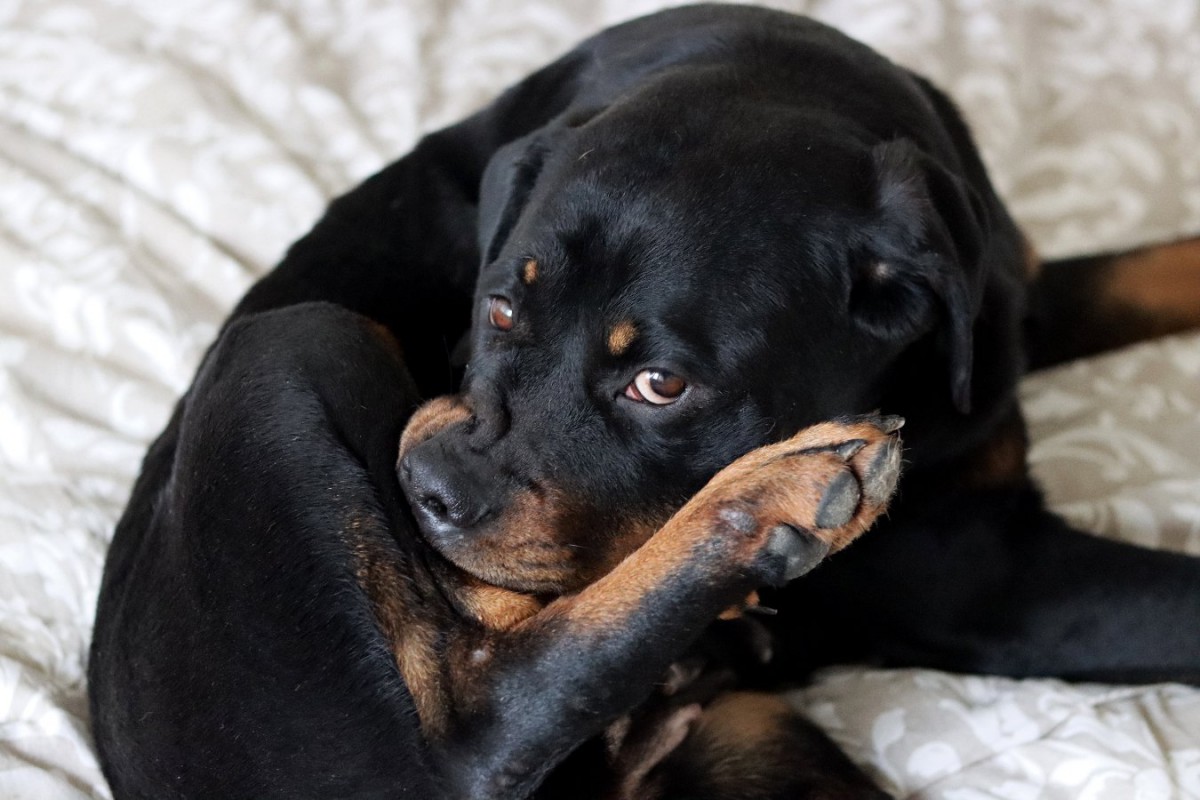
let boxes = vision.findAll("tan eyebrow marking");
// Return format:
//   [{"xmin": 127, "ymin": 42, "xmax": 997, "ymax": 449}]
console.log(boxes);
[
  {"xmin": 608, "ymin": 321, "xmax": 638, "ymax": 356},
  {"xmin": 522, "ymin": 259, "xmax": 539, "ymax": 285}
]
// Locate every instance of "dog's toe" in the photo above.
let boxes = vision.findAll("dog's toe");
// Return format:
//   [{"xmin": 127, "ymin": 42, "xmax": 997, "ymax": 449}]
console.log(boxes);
[
  {"xmin": 766, "ymin": 524, "xmax": 832, "ymax": 582},
  {"xmin": 814, "ymin": 470, "xmax": 862, "ymax": 529},
  {"xmin": 873, "ymin": 414, "xmax": 906, "ymax": 434},
  {"xmin": 862, "ymin": 436, "xmax": 902, "ymax": 506}
]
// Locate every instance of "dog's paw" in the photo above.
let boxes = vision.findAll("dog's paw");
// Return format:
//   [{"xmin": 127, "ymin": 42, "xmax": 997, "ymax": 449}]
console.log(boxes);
[{"xmin": 686, "ymin": 415, "xmax": 903, "ymax": 587}]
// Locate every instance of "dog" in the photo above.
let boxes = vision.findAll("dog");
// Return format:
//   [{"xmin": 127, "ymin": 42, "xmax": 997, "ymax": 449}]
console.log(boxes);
[{"xmin": 89, "ymin": 5, "xmax": 1200, "ymax": 798}]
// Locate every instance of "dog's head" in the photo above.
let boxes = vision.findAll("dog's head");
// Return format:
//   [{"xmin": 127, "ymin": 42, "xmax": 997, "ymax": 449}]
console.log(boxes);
[{"xmin": 398, "ymin": 78, "xmax": 1023, "ymax": 595}]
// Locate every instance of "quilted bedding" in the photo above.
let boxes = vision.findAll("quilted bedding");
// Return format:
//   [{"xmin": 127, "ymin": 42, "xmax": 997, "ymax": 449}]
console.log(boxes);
[{"xmin": 1, "ymin": 0, "xmax": 1198, "ymax": 797}]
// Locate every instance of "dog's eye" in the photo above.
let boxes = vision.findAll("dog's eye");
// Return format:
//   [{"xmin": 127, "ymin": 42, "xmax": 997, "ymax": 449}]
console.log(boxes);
[
  {"xmin": 488, "ymin": 296, "xmax": 514, "ymax": 331},
  {"xmin": 624, "ymin": 369, "xmax": 687, "ymax": 405}
]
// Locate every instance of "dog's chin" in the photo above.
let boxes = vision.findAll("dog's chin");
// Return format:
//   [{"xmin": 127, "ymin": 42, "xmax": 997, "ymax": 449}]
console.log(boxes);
[
  {"xmin": 448, "ymin": 552, "xmax": 561, "ymax": 596},
  {"xmin": 412, "ymin": 521, "xmax": 572, "ymax": 596}
]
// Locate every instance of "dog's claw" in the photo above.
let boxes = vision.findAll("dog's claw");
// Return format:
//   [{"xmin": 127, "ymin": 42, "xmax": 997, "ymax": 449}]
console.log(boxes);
[
  {"xmin": 863, "ymin": 437, "xmax": 902, "ymax": 506},
  {"xmin": 814, "ymin": 470, "xmax": 861, "ymax": 529},
  {"xmin": 767, "ymin": 524, "xmax": 832, "ymax": 581},
  {"xmin": 875, "ymin": 415, "xmax": 905, "ymax": 434}
]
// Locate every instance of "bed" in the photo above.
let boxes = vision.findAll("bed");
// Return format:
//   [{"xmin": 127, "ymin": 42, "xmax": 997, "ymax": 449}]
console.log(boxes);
[{"xmin": 2, "ymin": 0, "xmax": 1198, "ymax": 797}]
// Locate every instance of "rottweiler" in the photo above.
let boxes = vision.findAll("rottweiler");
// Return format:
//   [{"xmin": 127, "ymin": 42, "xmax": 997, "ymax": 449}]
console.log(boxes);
[{"xmin": 89, "ymin": 5, "xmax": 1200, "ymax": 799}]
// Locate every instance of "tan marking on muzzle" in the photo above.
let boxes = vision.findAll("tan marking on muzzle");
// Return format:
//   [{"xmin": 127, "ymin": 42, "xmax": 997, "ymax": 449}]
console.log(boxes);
[
  {"xmin": 443, "ymin": 485, "xmax": 582, "ymax": 592},
  {"xmin": 437, "ymin": 483, "xmax": 670, "ymax": 596},
  {"xmin": 398, "ymin": 395, "xmax": 472, "ymax": 460}
]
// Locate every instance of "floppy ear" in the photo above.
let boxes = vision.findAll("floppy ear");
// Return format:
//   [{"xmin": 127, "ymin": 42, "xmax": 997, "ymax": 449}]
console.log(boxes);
[
  {"xmin": 856, "ymin": 138, "xmax": 989, "ymax": 414},
  {"xmin": 477, "ymin": 130, "xmax": 560, "ymax": 266}
]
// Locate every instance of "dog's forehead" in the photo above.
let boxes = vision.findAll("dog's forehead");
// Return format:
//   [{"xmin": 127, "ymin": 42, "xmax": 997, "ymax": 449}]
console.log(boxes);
[
  {"xmin": 573, "ymin": 81, "xmax": 875, "ymax": 176},
  {"xmin": 521, "ymin": 128, "xmax": 868, "ymax": 305},
  {"xmin": 558, "ymin": 106, "xmax": 877, "ymax": 251}
]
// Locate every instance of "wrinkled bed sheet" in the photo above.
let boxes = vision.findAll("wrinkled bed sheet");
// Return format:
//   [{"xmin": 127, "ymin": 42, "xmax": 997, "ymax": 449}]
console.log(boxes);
[{"xmin": 1, "ymin": 1, "xmax": 1198, "ymax": 797}]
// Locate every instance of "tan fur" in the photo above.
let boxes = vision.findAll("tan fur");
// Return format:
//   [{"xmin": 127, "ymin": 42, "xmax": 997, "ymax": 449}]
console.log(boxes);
[
  {"xmin": 365, "ymin": 321, "xmax": 404, "ymax": 358},
  {"xmin": 718, "ymin": 591, "xmax": 761, "ymax": 620},
  {"xmin": 398, "ymin": 395, "xmax": 472, "ymax": 459},
  {"xmin": 961, "ymin": 410, "xmax": 1028, "ymax": 489},
  {"xmin": 523, "ymin": 258, "xmax": 539, "ymax": 285},
  {"xmin": 347, "ymin": 526, "xmax": 450, "ymax": 734},
  {"xmin": 677, "ymin": 692, "xmax": 809, "ymax": 797},
  {"xmin": 693, "ymin": 691, "xmax": 794, "ymax": 749},
  {"xmin": 1022, "ymin": 235, "xmax": 1041, "ymax": 280},
  {"xmin": 434, "ymin": 487, "xmax": 663, "ymax": 593},
  {"xmin": 458, "ymin": 577, "xmax": 545, "ymax": 630},
  {"xmin": 1102, "ymin": 236, "xmax": 1200, "ymax": 330},
  {"xmin": 608, "ymin": 320, "xmax": 638, "ymax": 356}
]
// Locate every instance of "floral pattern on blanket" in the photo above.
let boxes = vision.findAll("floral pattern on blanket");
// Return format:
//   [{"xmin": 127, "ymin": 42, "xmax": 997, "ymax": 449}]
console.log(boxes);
[{"xmin": 1, "ymin": 0, "xmax": 1198, "ymax": 798}]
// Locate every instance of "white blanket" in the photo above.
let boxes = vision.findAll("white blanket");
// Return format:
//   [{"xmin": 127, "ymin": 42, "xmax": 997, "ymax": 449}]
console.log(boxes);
[{"xmin": 2, "ymin": 1, "xmax": 1198, "ymax": 797}]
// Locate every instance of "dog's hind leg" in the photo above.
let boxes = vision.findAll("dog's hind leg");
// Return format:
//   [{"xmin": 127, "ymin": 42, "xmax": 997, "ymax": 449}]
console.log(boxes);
[
  {"xmin": 89, "ymin": 302, "xmax": 449, "ymax": 797},
  {"xmin": 770, "ymin": 481, "xmax": 1200, "ymax": 685},
  {"xmin": 1027, "ymin": 235, "xmax": 1200, "ymax": 369},
  {"xmin": 619, "ymin": 692, "xmax": 892, "ymax": 800}
]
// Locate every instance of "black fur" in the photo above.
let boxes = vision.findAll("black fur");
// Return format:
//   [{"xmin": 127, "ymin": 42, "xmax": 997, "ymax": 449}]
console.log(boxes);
[{"xmin": 89, "ymin": 6, "xmax": 1200, "ymax": 799}]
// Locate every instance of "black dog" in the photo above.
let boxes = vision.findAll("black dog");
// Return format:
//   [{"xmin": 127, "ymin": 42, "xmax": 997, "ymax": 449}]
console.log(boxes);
[{"xmin": 89, "ymin": 5, "xmax": 1200, "ymax": 799}]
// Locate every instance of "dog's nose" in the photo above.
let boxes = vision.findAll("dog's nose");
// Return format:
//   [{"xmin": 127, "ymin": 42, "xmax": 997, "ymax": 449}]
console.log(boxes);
[{"xmin": 399, "ymin": 444, "xmax": 491, "ymax": 532}]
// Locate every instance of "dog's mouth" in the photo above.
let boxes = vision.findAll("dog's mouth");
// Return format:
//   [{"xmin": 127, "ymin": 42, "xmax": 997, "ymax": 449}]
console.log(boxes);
[
  {"xmin": 405, "ymin": 508, "xmax": 494, "ymax": 582},
  {"xmin": 411, "ymin": 515, "xmax": 576, "ymax": 597},
  {"xmin": 400, "ymin": 477, "xmax": 580, "ymax": 596}
]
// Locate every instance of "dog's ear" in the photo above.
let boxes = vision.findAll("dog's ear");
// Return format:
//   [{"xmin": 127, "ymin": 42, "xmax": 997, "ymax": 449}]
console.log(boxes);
[
  {"xmin": 477, "ymin": 130, "xmax": 559, "ymax": 266},
  {"xmin": 854, "ymin": 138, "xmax": 989, "ymax": 414},
  {"xmin": 476, "ymin": 105, "xmax": 608, "ymax": 264}
]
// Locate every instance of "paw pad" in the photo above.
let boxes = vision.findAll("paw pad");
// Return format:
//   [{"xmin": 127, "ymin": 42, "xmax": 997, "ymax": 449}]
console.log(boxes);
[
  {"xmin": 767, "ymin": 525, "xmax": 832, "ymax": 581},
  {"xmin": 814, "ymin": 470, "xmax": 862, "ymax": 529}
]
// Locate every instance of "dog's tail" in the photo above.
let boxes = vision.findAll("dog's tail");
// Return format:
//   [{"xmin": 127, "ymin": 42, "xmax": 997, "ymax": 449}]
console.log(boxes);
[{"xmin": 1025, "ymin": 235, "xmax": 1200, "ymax": 370}]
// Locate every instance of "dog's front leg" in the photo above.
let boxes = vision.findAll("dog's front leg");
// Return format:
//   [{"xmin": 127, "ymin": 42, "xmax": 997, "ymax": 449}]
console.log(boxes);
[{"xmin": 423, "ymin": 417, "xmax": 902, "ymax": 799}]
